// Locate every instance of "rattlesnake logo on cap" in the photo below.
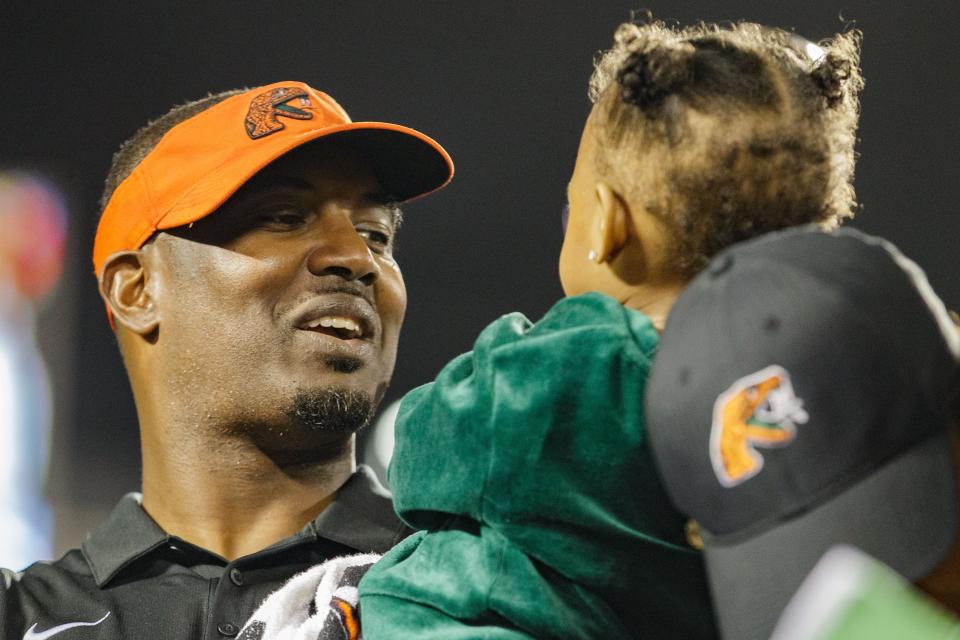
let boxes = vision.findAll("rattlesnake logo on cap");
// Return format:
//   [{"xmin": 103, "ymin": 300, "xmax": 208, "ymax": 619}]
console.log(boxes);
[
  {"xmin": 245, "ymin": 86, "xmax": 314, "ymax": 139},
  {"xmin": 710, "ymin": 365, "xmax": 809, "ymax": 487}
]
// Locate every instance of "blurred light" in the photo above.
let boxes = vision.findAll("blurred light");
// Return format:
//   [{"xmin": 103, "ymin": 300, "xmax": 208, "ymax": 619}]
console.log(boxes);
[
  {"xmin": 0, "ymin": 171, "xmax": 66, "ymax": 569},
  {"xmin": 361, "ymin": 399, "xmax": 400, "ymax": 488},
  {"xmin": 0, "ymin": 172, "xmax": 68, "ymax": 301}
]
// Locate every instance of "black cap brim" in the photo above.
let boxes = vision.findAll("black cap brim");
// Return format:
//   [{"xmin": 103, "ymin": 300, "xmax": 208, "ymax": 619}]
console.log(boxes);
[{"xmin": 702, "ymin": 431, "xmax": 956, "ymax": 640}]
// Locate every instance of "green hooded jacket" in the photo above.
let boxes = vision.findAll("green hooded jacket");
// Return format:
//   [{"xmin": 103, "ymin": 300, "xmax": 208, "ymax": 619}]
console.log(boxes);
[{"xmin": 360, "ymin": 293, "xmax": 716, "ymax": 638}]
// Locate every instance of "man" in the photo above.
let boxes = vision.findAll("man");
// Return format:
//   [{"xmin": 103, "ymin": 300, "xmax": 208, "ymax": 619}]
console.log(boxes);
[{"xmin": 0, "ymin": 80, "xmax": 453, "ymax": 638}]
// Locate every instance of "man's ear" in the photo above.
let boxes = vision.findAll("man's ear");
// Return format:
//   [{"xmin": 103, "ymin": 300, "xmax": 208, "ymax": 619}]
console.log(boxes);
[
  {"xmin": 590, "ymin": 182, "xmax": 629, "ymax": 264},
  {"xmin": 98, "ymin": 250, "xmax": 159, "ymax": 335}
]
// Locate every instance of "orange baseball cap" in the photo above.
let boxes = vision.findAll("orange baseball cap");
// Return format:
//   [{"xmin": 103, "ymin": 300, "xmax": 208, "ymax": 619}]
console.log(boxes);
[{"xmin": 93, "ymin": 80, "xmax": 454, "ymax": 276}]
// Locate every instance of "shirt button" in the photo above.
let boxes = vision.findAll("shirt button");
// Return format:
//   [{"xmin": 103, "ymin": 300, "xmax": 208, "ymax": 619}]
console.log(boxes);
[
  {"xmin": 229, "ymin": 567, "xmax": 244, "ymax": 586},
  {"xmin": 218, "ymin": 622, "xmax": 239, "ymax": 637}
]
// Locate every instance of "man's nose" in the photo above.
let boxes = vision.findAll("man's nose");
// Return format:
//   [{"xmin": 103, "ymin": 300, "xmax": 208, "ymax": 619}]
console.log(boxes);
[{"xmin": 305, "ymin": 214, "xmax": 379, "ymax": 285}]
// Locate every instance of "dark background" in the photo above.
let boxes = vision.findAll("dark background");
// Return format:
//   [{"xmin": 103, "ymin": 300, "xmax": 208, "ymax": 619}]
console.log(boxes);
[{"xmin": 0, "ymin": 1, "xmax": 956, "ymax": 554}]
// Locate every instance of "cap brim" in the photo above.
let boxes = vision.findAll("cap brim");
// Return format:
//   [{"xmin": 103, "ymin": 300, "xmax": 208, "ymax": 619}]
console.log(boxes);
[
  {"xmin": 702, "ymin": 431, "xmax": 956, "ymax": 640},
  {"xmin": 321, "ymin": 123, "xmax": 454, "ymax": 203}
]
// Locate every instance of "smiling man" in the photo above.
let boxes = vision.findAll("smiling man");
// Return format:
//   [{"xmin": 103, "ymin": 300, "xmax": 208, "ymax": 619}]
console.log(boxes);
[{"xmin": 0, "ymin": 81, "xmax": 453, "ymax": 639}]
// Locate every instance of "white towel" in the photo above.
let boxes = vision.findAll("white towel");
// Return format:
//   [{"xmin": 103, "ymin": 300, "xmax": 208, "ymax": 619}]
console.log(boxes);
[{"xmin": 237, "ymin": 553, "xmax": 381, "ymax": 640}]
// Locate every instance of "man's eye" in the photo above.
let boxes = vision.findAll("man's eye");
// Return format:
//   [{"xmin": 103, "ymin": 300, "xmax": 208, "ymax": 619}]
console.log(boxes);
[
  {"xmin": 358, "ymin": 227, "xmax": 393, "ymax": 251},
  {"xmin": 259, "ymin": 210, "xmax": 308, "ymax": 229}
]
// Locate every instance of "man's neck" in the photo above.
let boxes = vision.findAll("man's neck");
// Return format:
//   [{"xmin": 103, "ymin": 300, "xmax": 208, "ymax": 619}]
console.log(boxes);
[{"xmin": 139, "ymin": 427, "xmax": 356, "ymax": 561}]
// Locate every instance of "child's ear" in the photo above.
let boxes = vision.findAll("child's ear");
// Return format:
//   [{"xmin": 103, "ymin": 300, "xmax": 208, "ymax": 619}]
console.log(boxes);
[
  {"xmin": 98, "ymin": 250, "xmax": 160, "ymax": 335},
  {"xmin": 590, "ymin": 182, "xmax": 629, "ymax": 264}
]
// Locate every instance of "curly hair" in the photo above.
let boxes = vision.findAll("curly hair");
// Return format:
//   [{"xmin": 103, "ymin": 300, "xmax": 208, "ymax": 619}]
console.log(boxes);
[
  {"xmin": 589, "ymin": 20, "xmax": 863, "ymax": 278},
  {"xmin": 99, "ymin": 89, "xmax": 245, "ymax": 215}
]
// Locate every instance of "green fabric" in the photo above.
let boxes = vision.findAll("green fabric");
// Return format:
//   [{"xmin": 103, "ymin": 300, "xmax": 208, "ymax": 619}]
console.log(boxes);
[
  {"xmin": 798, "ymin": 552, "xmax": 960, "ymax": 639},
  {"xmin": 825, "ymin": 577, "xmax": 960, "ymax": 639},
  {"xmin": 360, "ymin": 293, "xmax": 716, "ymax": 638}
]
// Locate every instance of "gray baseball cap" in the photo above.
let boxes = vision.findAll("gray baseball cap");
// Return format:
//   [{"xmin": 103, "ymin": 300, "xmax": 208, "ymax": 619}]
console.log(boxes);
[{"xmin": 645, "ymin": 226, "xmax": 960, "ymax": 640}]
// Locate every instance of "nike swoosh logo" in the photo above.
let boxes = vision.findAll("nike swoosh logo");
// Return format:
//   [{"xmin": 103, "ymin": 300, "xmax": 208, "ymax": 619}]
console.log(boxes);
[{"xmin": 23, "ymin": 612, "xmax": 111, "ymax": 640}]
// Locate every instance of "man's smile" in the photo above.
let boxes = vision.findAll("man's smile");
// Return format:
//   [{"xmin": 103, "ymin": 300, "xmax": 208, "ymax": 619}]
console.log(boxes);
[
  {"xmin": 290, "ymin": 292, "xmax": 380, "ymax": 363},
  {"xmin": 302, "ymin": 315, "xmax": 364, "ymax": 340}
]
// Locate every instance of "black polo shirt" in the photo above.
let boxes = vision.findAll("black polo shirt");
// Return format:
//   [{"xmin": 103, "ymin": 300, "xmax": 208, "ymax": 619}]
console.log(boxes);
[{"xmin": 0, "ymin": 466, "xmax": 406, "ymax": 639}]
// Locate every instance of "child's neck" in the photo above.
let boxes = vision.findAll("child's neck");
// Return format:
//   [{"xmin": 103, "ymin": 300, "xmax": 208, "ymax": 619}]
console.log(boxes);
[{"xmin": 621, "ymin": 281, "xmax": 687, "ymax": 332}]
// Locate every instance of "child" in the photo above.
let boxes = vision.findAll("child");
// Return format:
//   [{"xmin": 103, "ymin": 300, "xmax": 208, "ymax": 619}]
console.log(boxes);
[
  {"xmin": 358, "ymin": 20, "xmax": 864, "ymax": 639},
  {"xmin": 238, "ymin": 18, "xmax": 865, "ymax": 640}
]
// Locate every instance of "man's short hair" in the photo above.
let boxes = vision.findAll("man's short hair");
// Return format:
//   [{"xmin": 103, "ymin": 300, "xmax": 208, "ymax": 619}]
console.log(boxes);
[
  {"xmin": 99, "ymin": 90, "xmax": 245, "ymax": 215},
  {"xmin": 590, "ymin": 20, "xmax": 864, "ymax": 278}
]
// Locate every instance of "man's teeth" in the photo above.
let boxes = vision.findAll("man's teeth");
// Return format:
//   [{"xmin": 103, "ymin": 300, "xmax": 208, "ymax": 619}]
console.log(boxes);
[{"xmin": 306, "ymin": 316, "xmax": 361, "ymax": 334}]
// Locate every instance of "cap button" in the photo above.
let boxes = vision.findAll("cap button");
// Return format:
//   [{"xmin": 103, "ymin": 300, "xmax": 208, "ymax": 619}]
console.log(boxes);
[{"xmin": 708, "ymin": 253, "xmax": 734, "ymax": 277}]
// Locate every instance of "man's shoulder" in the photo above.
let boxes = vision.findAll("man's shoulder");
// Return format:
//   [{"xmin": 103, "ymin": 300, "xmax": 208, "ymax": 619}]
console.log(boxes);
[
  {"xmin": 3, "ymin": 548, "xmax": 95, "ymax": 593},
  {"xmin": 0, "ymin": 549, "xmax": 99, "ymax": 638}
]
